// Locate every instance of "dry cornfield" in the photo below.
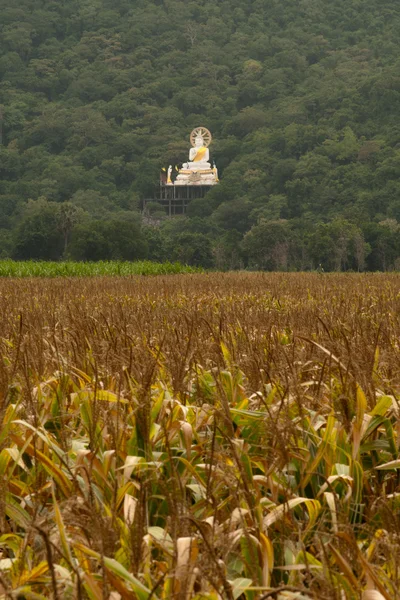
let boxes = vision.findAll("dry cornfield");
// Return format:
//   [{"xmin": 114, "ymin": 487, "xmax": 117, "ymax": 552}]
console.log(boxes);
[{"xmin": 0, "ymin": 272, "xmax": 400, "ymax": 600}]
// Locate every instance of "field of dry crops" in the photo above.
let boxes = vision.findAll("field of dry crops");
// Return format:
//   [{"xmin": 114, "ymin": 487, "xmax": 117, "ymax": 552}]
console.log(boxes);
[{"xmin": 0, "ymin": 272, "xmax": 400, "ymax": 600}]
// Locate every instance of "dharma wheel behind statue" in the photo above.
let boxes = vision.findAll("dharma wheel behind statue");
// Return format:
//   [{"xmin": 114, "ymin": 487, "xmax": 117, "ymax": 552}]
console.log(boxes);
[{"xmin": 190, "ymin": 127, "xmax": 212, "ymax": 147}]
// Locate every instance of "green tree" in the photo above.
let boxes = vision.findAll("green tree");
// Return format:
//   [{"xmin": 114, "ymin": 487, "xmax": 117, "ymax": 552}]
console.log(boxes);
[
  {"xmin": 212, "ymin": 199, "xmax": 250, "ymax": 234},
  {"xmin": 309, "ymin": 220, "xmax": 369, "ymax": 271},
  {"xmin": 0, "ymin": 229, "xmax": 13, "ymax": 258},
  {"xmin": 167, "ymin": 232, "xmax": 213, "ymax": 267},
  {"xmin": 57, "ymin": 202, "xmax": 85, "ymax": 255},
  {"xmin": 241, "ymin": 220, "xmax": 295, "ymax": 271},
  {"xmin": 13, "ymin": 198, "xmax": 63, "ymax": 260},
  {"xmin": 68, "ymin": 216, "xmax": 147, "ymax": 261},
  {"xmin": 364, "ymin": 219, "xmax": 400, "ymax": 271},
  {"xmin": 67, "ymin": 221, "xmax": 110, "ymax": 262}
]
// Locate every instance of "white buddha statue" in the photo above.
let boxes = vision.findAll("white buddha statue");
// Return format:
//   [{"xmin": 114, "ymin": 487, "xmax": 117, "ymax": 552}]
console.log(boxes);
[
  {"xmin": 183, "ymin": 133, "xmax": 211, "ymax": 170},
  {"xmin": 175, "ymin": 127, "xmax": 218, "ymax": 186}
]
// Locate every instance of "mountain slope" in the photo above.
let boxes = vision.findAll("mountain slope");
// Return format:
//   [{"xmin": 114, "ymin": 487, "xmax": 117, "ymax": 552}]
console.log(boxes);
[{"xmin": 1, "ymin": 0, "xmax": 400, "ymax": 269}]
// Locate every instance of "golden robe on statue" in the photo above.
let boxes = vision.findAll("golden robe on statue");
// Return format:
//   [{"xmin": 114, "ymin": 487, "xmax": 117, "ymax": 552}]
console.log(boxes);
[{"xmin": 192, "ymin": 146, "xmax": 208, "ymax": 162}]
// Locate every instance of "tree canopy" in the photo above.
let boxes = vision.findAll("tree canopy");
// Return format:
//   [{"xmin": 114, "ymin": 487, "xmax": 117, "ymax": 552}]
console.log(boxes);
[{"xmin": 1, "ymin": 0, "xmax": 400, "ymax": 269}]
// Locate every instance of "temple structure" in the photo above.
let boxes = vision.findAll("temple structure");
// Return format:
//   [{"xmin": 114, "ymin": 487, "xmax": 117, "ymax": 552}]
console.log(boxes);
[{"xmin": 144, "ymin": 127, "xmax": 219, "ymax": 216}]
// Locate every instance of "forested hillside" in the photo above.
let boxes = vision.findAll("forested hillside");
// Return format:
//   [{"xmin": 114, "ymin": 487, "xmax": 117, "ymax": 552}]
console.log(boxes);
[{"xmin": 1, "ymin": 0, "xmax": 400, "ymax": 270}]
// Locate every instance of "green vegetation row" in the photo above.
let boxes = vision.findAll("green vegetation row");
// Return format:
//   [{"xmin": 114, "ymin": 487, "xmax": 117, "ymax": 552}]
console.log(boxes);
[
  {"xmin": 0, "ymin": 259, "xmax": 201, "ymax": 277},
  {"xmin": 1, "ymin": 0, "xmax": 400, "ymax": 269}
]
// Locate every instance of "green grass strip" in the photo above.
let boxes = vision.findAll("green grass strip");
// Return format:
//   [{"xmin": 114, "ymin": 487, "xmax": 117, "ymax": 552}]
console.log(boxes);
[{"xmin": 0, "ymin": 260, "xmax": 202, "ymax": 277}]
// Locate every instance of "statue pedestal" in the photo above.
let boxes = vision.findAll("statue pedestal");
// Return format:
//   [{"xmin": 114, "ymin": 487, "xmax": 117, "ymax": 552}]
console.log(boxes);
[{"xmin": 175, "ymin": 168, "xmax": 218, "ymax": 186}]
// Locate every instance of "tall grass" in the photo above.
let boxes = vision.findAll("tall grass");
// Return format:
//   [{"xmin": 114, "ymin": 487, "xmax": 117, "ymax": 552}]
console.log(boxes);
[
  {"xmin": 0, "ymin": 272, "xmax": 398, "ymax": 599},
  {"xmin": 0, "ymin": 259, "xmax": 202, "ymax": 277}
]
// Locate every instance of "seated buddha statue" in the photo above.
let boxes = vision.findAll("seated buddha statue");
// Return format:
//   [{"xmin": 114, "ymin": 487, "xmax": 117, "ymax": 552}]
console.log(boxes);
[
  {"xmin": 175, "ymin": 127, "xmax": 218, "ymax": 186},
  {"xmin": 183, "ymin": 133, "xmax": 211, "ymax": 170}
]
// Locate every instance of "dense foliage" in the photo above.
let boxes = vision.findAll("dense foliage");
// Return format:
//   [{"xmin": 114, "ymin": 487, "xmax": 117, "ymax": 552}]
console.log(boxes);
[
  {"xmin": 1, "ymin": 0, "xmax": 400, "ymax": 269},
  {"xmin": 0, "ymin": 273, "xmax": 399, "ymax": 598}
]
